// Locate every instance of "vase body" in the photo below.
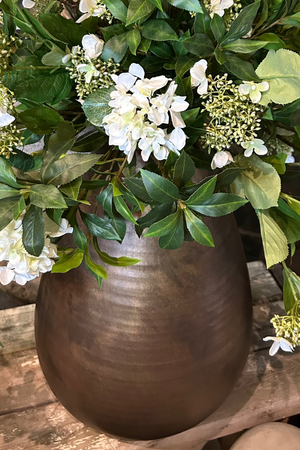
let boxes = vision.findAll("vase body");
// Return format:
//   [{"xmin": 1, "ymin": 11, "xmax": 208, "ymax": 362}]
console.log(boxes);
[{"xmin": 35, "ymin": 214, "xmax": 252, "ymax": 440}]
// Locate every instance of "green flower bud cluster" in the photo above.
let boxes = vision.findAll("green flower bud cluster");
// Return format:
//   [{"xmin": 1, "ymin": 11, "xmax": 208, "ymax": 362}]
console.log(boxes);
[
  {"xmin": 0, "ymin": 125, "xmax": 22, "ymax": 158},
  {"xmin": 95, "ymin": 0, "xmax": 113, "ymax": 23},
  {"xmin": 264, "ymin": 134, "xmax": 294, "ymax": 156},
  {"xmin": 66, "ymin": 48, "xmax": 119, "ymax": 100},
  {"xmin": 201, "ymin": 74, "xmax": 264, "ymax": 152},
  {"xmin": 271, "ymin": 313, "xmax": 300, "ymax": 347},
  {"xmin": 0, "ymin": 30, "xmax": 21, "ymax": 77},
  {"xmin": 0, "ymin": 83, "xmax": 14, "ymax": 113}
]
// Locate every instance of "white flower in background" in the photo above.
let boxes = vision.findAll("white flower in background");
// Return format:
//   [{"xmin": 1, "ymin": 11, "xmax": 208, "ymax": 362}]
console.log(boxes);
[
  {"xmin": 241, "ymin": 138, "xmax": 268, "ymax": 157},
  {"xmin": 76, "ymin": 0, "xmax": 107, "ymax": 23},
  {"xmin": 209, "ymin": 0, "xmax": 234, "ymax": 18},
  {"xmin": 22, "ymin": 0, "xmax": 35, "ymax": 8},
  {"xmin": 77, "ymin": 62, "xmax": 100, "ymax": 83},
  {"xmin": 190, "ymin": 59, "xmax": 208, "ymax": 95},
  {"xmin": 263, "ymin": 336, "xmax": 295, "ymax": 356},
  {"xmin": 62, "ymin": 45, "xmax": 81, "ymax": 65},
  {"xmin": 0, "ymin": 108, "xmax": 15, "ymax": 127},
  {"xmin": 242, "ymin": 28, "xmax": 253, "ymax": 39},
  {"xmin": 282, "ymin": 147, "xmax": 295, "ymax": 163},
  {"xmin": 0, "ymin": 215, "xmax": 73, "ymax": 285},
  {"xmin": 211, "ymin": 151, "xmax": 234, "ymax": 169},
  {"xmin": 103, "ymin": 63, "xmax": 189, "ymax": 163},
  {"xmin": 239, "ymin": 81, "xmax": 269, "ymax": 103},
  {"xmin": 82, "ymin": 34, "xmax": 104, "ymax": 61},
  {"xmin": 275, "ymin": 128, "xmax": 296, "ymax": 163}
]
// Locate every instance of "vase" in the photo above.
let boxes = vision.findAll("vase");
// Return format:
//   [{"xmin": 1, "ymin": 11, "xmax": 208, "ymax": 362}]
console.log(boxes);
[{"xmin": 35, "ymin": 214, "xmax": 252, "ymax": 440}]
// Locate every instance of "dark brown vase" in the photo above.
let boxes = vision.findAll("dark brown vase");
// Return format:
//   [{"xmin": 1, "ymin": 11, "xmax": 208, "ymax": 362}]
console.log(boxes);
[{"xmin": 35, "ymin": 214, "xmax": 252, "ymax": 441}]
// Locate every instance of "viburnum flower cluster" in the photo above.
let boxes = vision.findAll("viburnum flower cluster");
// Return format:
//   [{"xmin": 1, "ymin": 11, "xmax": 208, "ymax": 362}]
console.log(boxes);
[
  {"xmin": 0, "ymin": 214, "xmax": 73, "ymax": 286},
  {"xmin": 103, "ymin": 64, "xmax": 189, "ymax": 163}
]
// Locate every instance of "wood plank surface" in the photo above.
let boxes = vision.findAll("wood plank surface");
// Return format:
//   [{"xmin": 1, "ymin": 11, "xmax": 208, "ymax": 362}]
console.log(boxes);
[{"xmin": 2, "ymin": 261, "xmax": 299, "ymax": 450}]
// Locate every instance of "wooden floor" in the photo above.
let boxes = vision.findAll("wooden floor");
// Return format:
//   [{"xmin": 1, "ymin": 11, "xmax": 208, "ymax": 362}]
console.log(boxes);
[{"xmin": 0, "ymin": 262, "xmax": 299, "ymax": 450}]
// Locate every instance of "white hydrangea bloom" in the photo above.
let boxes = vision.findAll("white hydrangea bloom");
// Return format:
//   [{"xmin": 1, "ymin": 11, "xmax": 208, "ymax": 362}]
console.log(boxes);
[
  {"xmin": 0, "ymin": 214, "xmax": 73, "ymax": 285},
  {"xmin": 263, "ymin": 336, "xmax": 294, "ymax": 356},
  {"xmin": 190, "ymin": 59, "xmax": 208, "ymax": 95},
  {"xmin": 76, "ymin": 0, "xmax": 107, "ymax": 23},
  {"xmin": 103, "ymin": 63, "xmax": 189, "ymax": 163},
  {"xmin": 210, "ymin": 0, "xmax": 234, "ymax": 17},
  {"xmin": 22, "ymin": 0, "xmax": 35, "ymax": 8},
  {"xmin": 82, "ymin": 34, "xmax": 104, "ymax": 61},
  {"xmin": 239, "ymin": 81, "xmax": 269, "ymax": 103},
  {"xmin": 241, "ymin": 138, "xmax": 268, "ymax": 157},
  {"xmin": 211, "ymin": 151, "xmax": 234, "ymax": 169}
]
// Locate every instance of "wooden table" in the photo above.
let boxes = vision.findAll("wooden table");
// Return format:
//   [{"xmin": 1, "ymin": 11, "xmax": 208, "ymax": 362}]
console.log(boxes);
[{"xmin": 1, "ymin": 261, "xmax": 299, "ymax": 450}]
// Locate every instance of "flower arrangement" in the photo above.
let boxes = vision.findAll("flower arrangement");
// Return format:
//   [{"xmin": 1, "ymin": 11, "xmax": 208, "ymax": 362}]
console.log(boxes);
[{"xmin": 1, "ymin": 0, "xmax": 300, "ymax": 352}]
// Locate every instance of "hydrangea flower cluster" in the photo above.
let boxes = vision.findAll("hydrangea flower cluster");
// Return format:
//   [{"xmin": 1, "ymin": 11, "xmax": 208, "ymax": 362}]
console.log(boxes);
[
  {"xmin": 66, "ymin": 35, "xmax": 118, "ymax": 100},
  {"xmin": 0, "ymin": 214, "xmax": 73, "ymax": 286},
  {"xmin": 103, "ymin": 64, "xmax": 189, "ymax": 163}
]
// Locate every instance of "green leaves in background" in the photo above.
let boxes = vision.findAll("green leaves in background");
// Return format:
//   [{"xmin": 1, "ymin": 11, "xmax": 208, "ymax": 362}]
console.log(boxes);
[
  {"xmin": 158, "ymin": 211, "xmax": 184, "ymax": 249},
  {"xmin": 126, "ymin": 0, "xmax": 156, "ymax": 26},
  {"xmin": 81, "ymin": 211, "xmax": 121, "ymax": 241},
  {"xmin": 0, "ymin": 158, "xmax": 21, "ymax": 189},
  {"xmin": 82, "ymin": 87, "xmax": 114, "ymax": 126},
  {"xmin": 102, "ymin": 0, "xmax": 128, "ymax": 23},
  {"xmin": 221, "ymin": 1, "xmax": 261, "ymax": 45},
  {"xmin": 141, "ymin": 20, "xmax": 178, "ymax": 41},
  {"xmin": 183, "ymin": 33, "xmax": 214, "ymax": 57},
  {"xmin": 283, "ymin": 265, "xmax": 300, "ymax": 313},
  {"xmin": 22, "ymin": 205, "xmax": 45, "ymax": 257},
  {"xmin": 140, "ymin": 169, "xmax": 179, "ymax": 203},
  {"xmin": 256, "ymin": 49, "xmax": 300, "ymax": 105},
  {"xmin": 257, "ymin": 209, "xmax": 288, "ymax": 268},
  {"xmin": 167, "ymin": 0, "xmax": 202, "ymax": 13},
  {"xmin": 127, "ymin": 29, "xmax": 141, "ymax": 55},
  {"xmin": 101, "ymin": 32, "xmax": 129, "ymax": 62},
  {"xmin": 113, "ymin": 195, "xmax": 138, "ymax": 224},
  {"xmin": 0, "ymin": 196, "xmax": 24, "ymax": 232},
  {"xmin": 39, "ymin": 13, "xmax": 86, "ymax": 45},
  {"xmin": 30, "ymin": 184, "xmax": 67, "ymax": 209},
  {"xmin": 232, "ymin": 154, "xmax": 281, "ymax": 209},
  {"xmin": 52, "ymin": 248, "xmax": 84, "ymax": 273},
  {"xmin": 19, "ymin": 106, "xmax": 63, "ymax": 135},
  {"xmin": 173, "ymin": 151, "xmax": 195, "ymax": 187}
]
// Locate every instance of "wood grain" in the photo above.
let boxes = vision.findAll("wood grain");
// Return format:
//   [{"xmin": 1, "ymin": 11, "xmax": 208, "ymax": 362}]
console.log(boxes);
[
  {"xmin": 0, "ymin": 304, "xmax": 35, "ymax": 355},
  {"xmin": 1, "ymin": 261, "xmax": 297, "ymax": 450}
]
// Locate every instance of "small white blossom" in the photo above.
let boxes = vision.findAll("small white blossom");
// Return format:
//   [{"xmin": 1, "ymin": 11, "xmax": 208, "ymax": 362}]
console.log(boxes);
[
  {"xmin": 76, "ymin": 0, "xmax": 107, "ymax": 23},
  {"xmin": 241, "ymin": 138, "xmax": 268, "ymax": 157},
  {"xmin": 239, "ymin": 81, "xmax": 269, "ymax": 104},
  {"xmin": 190, "ymin": 59, "xmax": 208, "ymax": 95},
  {"xmin": 77, "ymin": 63, "xmax": 100, "ymax": 83},
  {"xmin": 211, "ymin": 151, "xmax": 234, "ymax": 169},
  {"xmin": 210, "ymin": 0, "xmax": 234, "ymax": 18},
  {"xmin": 263, "ymin": 336, "xmax": 295, "ymax": 356},
  {"xmin": 0, "ymin": 110, "xmax": 15, "ymax": 127},
  {"xmin": 22, "ymin": 0, "xmax": 35, "ymax": 8},
  {"xmin": 82, "ymin": 34, "xmax": 104, "ymax": 61}
]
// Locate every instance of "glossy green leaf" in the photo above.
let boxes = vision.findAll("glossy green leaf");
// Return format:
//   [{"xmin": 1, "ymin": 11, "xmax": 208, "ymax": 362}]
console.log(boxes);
[
  {"xmin": 22, "ymin": 205, "xmax": 45, "ymax": 257},
  {"xmin": 166, "ymin": 0, "xmax": 202, "ymax": 13},
  {"xmin": 144, "ymin": 210, "xmax": 180, "ymax": 237},
  {"xmin": 181, "ymin": 108, "xmax": 199, "ymax": 126},
  {"xmin": 183, "ymin": 33, "xmax": 214, "ymax": 57},
  {"xmin": 158, "ymin": 211, "xmax": 184, "ymax": 249},
  {"xmin": 82, "ymin": 87, "xmax": 114, "ymax": 126},
  {"xmin": 101, "ymin": 32, "xmax": 129, "ymax": 62},
  {"xmin": 269, "ymin": 198, "xmax": 300, "ymax": 244},
  {"xmin": 151, "ymin": 41, "xmax": 173, "ymax": 59},
  {"xmin": 102, "ymin": 0, "xmax": 128, "ymax": 22},
  {"xmin": 19, "ymin": 106, "xmax": 63, "ymax": 135},
  {"xmin": 127, "ymin": 29, "xmax": 141, "ymax": 55},
  {"xmin": 126, "ymin": 0, "xmax": 156, "ymax": 26},
  {"xmin": 52, "ymin": 249, "xmax": 84, "ymax": 274},
  {"xmin": 173, "ymin": 151, "xmax": 195, "ymax": 187},
  {"xmin": 81, "ymin": 212, "xmax": 121, "ymax": 241},
  {"xmin": 175, "ymin": 55, "xmax": 198, "ymax": 77},
  {"xmin": 257, "ymin": 209, "xmax": 288, "ymax": 268},
  {"xmin": 137, "ymin": 204, "xmax": 172, "ymax": 229},
  {"xmin": 194, "ymin": 10, "xmax": 211, "ymax": 35},
  {"xmin": 85, "ymin": 248, "xmax": 108, "ymax": 279},
  {"xmin": 0, "ymin": 196, "xmax": 23, "ymax": 232},
  {"xmin": 30, "ymin": 184, "xmax": 67, "ymax": 209},
  {"xmin": 0, "ymin": 184, "xmax": 20, "ymax": 200},
  {"xmin": 60, "ymin": 177, "xmax": 82, "ymax": 200},
  {"xmin": 93, "ymin": 237, "xmax": 140, "ymax": 266},
  {"xmin": 224, "ymin": 56, "xmax": 260, "ymax": 81},
  {"xmin": 283, "ymin": 265, "xmax": 300, "ymax": 312},
  {"xmin": 186, "ymin": 176, "xmax": 217, "ymax": 206},
  {"xmin": 257, "ymin": 33, "xmax": 285, "ymax": 50},
  {"xmin": 113, "ymin": 195, "xmax": 138, "ymax": 224},
  {"xmin": 141, "ymin": 20, "xmax": 178, "ymax": 41},
  {"xmin": 223, "ymin": 39, "xmax": 268, "ymax": 53},
  {"xmin": 140, "ymin": 169, "xmax": 179, "ymax": 203},
  {"xmin": 71, "ymin": 218, "xmax": 87, "ymax": 251},
  {"xmin": 184, "ymin": 208, "xmax": 214, "ymax": 246},
  {"xmin": 189, "ymin": 193, "xmax": 248, "ymax": 217},
  {"xmin": 43, "ymin": 154, "xmax": 100, "ymax": 186},
  {"xmin": 39, "ymin": 13, "xmax": 86, "ymax": 45},
  {"xmin": 0, "ymin": 158, "xmax": 21, "ymax": 188},
  {"xmin": 221, "ymin": 1, "xmax": 261, "ymax": 45},
  {"xmin": 211, "ymin": 14, "xmax": 225, "ymax": 42}
]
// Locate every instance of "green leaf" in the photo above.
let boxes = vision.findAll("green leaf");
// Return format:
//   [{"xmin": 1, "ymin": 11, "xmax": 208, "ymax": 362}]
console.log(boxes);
[
  {"xmin": 269, "ymin": 198, "xmax": 300, "ymax": 244},
  {"xmin": 126, "ymin": 0, "xmax": 156, "ymax": 26},
  {"xmin": 0, "ymin": 196, "xmax": 23, "ymax": 232},
  {"xmin": 283, "ymin": 265, "xmax": 300, "ymax": 312},
  {"xmin": 22, "ymin": 205, "xmax": 45, "ymax": 257},
  {"xmin": 0, "ymin": 184, "xmax": 20, "ymax": 200},
  {"xmin": 186, "ymin": 176, "xmax": 217, "ymax": 206},
  {"xmin": 173, "ymin": 151, "xmax": 195, "ymax": 187},
  {"xmin": 97, "ymin": 185, "xmax": 114, "ymax": 218},
  {"xmin": 221, "ymin": 1, "xmax": 261, "ymax": 45},
  {"xmin": 151, "ymin": 41, "xmax": 174, "ymax": 59},
  {"xmin": 124, "ymin": 177, "xmax": 154, "ymax": 203},
  {"xmin": 41, "ymin": 44, "xmax": 66, "ymax": 66},
  {"xmin": 175, "ymin": 55, "xmax": 198, "ymax": 77},
  {"xmin": 46, "ymin": 208, "xmax": 63, "ymax": 226},
  {"xmin": 85, "ymin": 248, "xmax": 108, "ymax": 280},
  {"xmin": 256, "ymin": 49, "xmax": 300, "ymax": 105},
  {"xmin": 144, "ymin": 210, "xmax": 180, "ymax": 237},
  {"xmin": 127, "ymin": 29, "xmax": 141, "ymax": 56},
  {"xmin": 19, "ymin": 106, "xmax": 63, "ymax": 135},
  {"xmin": 0, "ymin": 158, "xmax": 21, "ymax": 188},
  {"xmin": 184, "ymin": 208, "xmax": 214, "ymax": 246},
  {"xmin": 109, "ymin": 214, "xmax": 126, "ymax": 241},
  {"xmin": 52, "ymin": 249, "xmax": 84, "ymax": 274},
  {"xmin": 257, "ymin": 33, "xmax": 285, "ymax": 50},
  {"xmin": 138, "ymin": 37, "xmax": 152, "ymax": 53},
  {"xmin": 211, "ymin": 14, "xmax": 225, "ymax": 43},
  {"xmin": 223, "ymin": 39, "xmax": 269, "ymax": 53},
  {"xmin": 113, "ymin": 196, "xmax": 138, "ymax": 224},
  {"xmin": 93, "ymin": 237, "xmax": 140, "ymax": 266},
  {"xmin": 71, "ymin": 217, "xmax": 87, "ymax": 251},
  {"xmin": 43, "ymin": 154, "xmax": 100, "ymax": 186},
  {"xmin": 39, "ymin": 13, "xmax": 86, "ymax": 45},
  {"xmin": 194, "ymin": 10, "xmax": 210, "ymax": 35},
  {"xmin": 224, "ymin": 56, "xmax": 260, "ymax": 81},
  {"xmin": 60, "ymin": 177, "xmax": 82, "ymax": 200},
  {"xmin": 262, "ymin": 153, "xmax": 287, "ymax": 174},
  {"xmin": 137, "ymin": 203, "xmax": 172, "ymax": 229},
  {"xmin": 182, "ymin": 33, "xmax": 214, "ymax": 57},
  {"xmin": 7, "ymin": 148, "xmax": 39, "ymax": 173},
  {"xmin": 166, "ymin": 0, "xmax": 202, "ymax": 13},
  {"xmin": 232, "ymin": 154, "xmax": 281, "ymax": 209},
  {"xmin": 101, "ymin": 32, "xmax": 129, "ymax": 62},
  {"xmin": 30, "ymin": 184, "xmax": 67, "ymax": 209},
  {"xmin": 149, "ymin": 0, "xmax": 163, "ymax": 11},
  {"xmin": 181, "ymin": 108, "xmax": 199, "ymax": 126},
  {"xmin": 102, "ymin": 0, "xmax": 128, "ymax": 22},
  {"xmin": 82, "ymin": 87, "xmax": 114, "ymax": 127},
  {"xmin": 140, "ymin": 169, "xmax": 179, "ymax": 203},
  {"xmin": 40, "ymin": 122, "xmax": 76, "ymax": 183},
  {"xmin": 257, "ymin": 209, "xmax": 288, "ymax": 268},
  {"xmin": 141, "ymin": 20, "xmax": 178, "ymax": 41},
  {"xmin": 158, "ymin": 211, "xmax": 184, "ymax": 249},
  {"xmin": 81, "ymin": 212, "xmax": 121, "ymax": 241},
  {"xmin": 281, "ymin": 193, "xmax": 300, "ymax": 215},
  {"xmin": 189, "ymin": 193, "xmax": 248, "ymax": 217}
]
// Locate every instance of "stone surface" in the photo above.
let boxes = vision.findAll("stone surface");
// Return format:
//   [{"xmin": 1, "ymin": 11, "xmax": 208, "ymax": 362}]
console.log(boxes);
[{"xmin": 231, "ymin": 422, "xmax": 300, "ymax": 449}]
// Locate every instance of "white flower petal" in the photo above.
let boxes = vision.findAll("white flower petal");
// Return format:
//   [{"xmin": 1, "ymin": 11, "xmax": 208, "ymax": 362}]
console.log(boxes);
[
  {"xmin": 239, "ymin": 84, "xmax": 251, "ymax": 95},
  {"xmin": 197, "ymin": 79, "xmax": 208, "ymax": 95},
  {"xmin": 269, "ymin": 341, "xmax": 280, "ymax": 356},
  {"xmin": 76, "ymin": 11, "xmax": 91, "ymax": 23},
  {"xmin": 258, "ymin": 81, "xmax": 269, "ymax": 92},
  {"xmin": 0, "ymin": 267, "xmax": 15, "ymax": 285},
  {"xmin": 0, "ymin": 112, "xmax": 15, "ymax": 127},
  {"xmin": 250, "ymin": 89, "xmax": 261, "ymax": 104},
  {"xmin": 22, "ymin": 0, "xmax": 35, "ymax": 8},
  {"xmin": 117, "ymin": 73, "xmax": 137, "ymax": 90},
  {"xmin": 129, "ymin": 63, "xmax": 145, "ymax": 80},
  {"xmin": 244, "ymin": 147, "xmax": 253, "ymax": 157}
]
